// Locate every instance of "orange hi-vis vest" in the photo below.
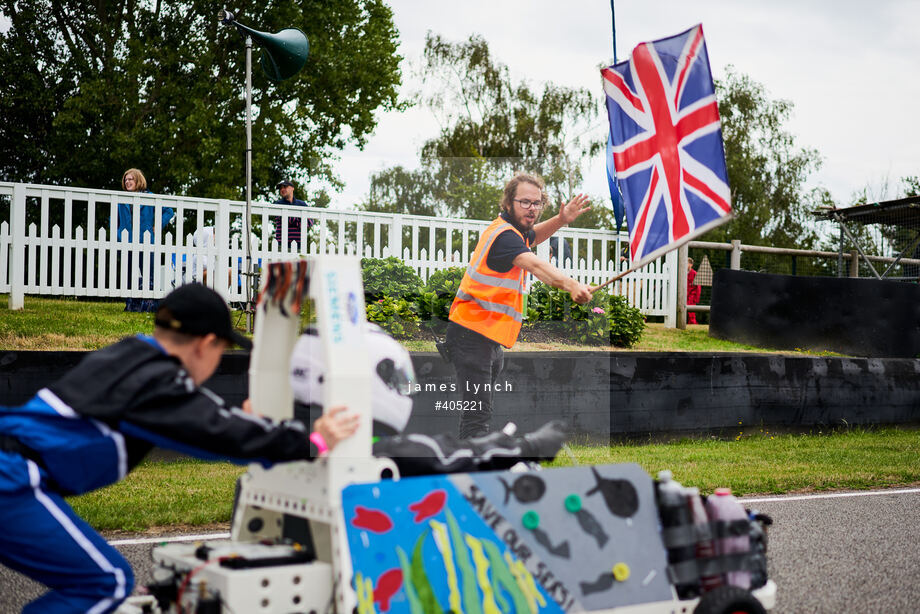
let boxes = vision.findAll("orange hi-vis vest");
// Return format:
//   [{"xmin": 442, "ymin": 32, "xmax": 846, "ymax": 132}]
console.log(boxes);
[{"xmin": 449, "ymin": 216, "xmax": 530, "ymax": 348}]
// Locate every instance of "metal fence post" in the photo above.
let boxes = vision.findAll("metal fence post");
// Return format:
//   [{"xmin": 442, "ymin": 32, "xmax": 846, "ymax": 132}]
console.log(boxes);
[
  {"xmin": 730, "ymin": 239, "xmax": 742, "ymax": 269},
  {"xmin": 9, "ymin": 182, "xmax": 25, "ymax": 309}
]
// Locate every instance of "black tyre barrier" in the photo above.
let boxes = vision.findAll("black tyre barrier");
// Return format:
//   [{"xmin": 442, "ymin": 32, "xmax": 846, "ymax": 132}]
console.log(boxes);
[
  {"xmin": 710, "ymin": 269, "xmax": 920, "ymax": 358},
  {"xmin": 3, "ymin": 350, "xmax": 919, "ymax": 438}
]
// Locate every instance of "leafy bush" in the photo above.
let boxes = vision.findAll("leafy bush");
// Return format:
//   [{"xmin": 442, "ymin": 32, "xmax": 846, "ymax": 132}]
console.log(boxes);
[
  {"xmin": 418, "ymin": 267, "xmax": 465, "ymax": 323},
  {"xmin": 361, "ymin": 257, "xmax": 423, "ymax": 300},
  {"xmin": 424, "ymin": 266, "xmax": 465, "ymax": 296},
  {"xmin": 365, "ymin": 296, "xmax": 420, "ymax": 339},
  {"xmin": 524, "ymin": 282, "xmax": 645, "ymax": 347},
  {"xmin": 605, "ymin": 293, "xmax": 645, "ymax": 348},
  {"xmin": 526, "ymin": 282, "xmax": 568, "ymax": 321},
  {"xmin": 568, "ymin": 292, "xmax": 612, "ymax": 346},
  {"xmin": 356, "ymin": 258, "xmax": 645, "ymax": 346}
]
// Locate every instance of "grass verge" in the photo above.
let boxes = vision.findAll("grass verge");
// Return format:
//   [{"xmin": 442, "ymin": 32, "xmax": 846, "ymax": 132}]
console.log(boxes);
[
  {"xmin": 0, "ymin": 295, "xmax": 251, "ymax": 351},
  {"xmin": 2, "ymin": 294, "xmax": 837, "ymax": 354},
  {"xmin": 70, "ymin": 459, "xmax": 248, "ymax": 532},
  {"xmin": 71, "ymin": 426, "xmax": 920, "ymax": 532}
]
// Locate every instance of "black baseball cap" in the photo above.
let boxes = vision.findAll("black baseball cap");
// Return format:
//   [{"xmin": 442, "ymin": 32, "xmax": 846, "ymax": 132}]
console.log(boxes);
[
  {"xmin": 277, "ymin": 180, "xmax": 294, "ymax": 188},
  {"xmin": 155, "ymin": 283, "xmax": 252, "ymax": 350}
]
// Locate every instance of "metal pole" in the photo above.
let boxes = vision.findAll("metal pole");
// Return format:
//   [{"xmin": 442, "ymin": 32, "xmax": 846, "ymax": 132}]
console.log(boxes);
[
  {"xmin": 610, "ymin": 0, "xmax": 617, "ymax": 62},
  {"xmin": 245, "ymin": 35, "xmax": 254, "ymax": 332},
  {"xmin": 833, "ymin": 212, "xmax": 881, "ymax": 279},
  {"xmin": 879, "ymin": 230, "xmax": 920, "ymax": 278}
]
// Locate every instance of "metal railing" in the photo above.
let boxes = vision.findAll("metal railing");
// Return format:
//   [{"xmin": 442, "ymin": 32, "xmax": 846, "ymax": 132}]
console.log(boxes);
[{"xmin": 679, "ymin": 239, "xmax": 920, "ymax": 325}]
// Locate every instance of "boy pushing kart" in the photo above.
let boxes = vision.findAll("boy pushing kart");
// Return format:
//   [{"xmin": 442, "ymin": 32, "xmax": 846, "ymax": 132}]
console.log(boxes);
[{"xmin": 0, "ymin": 284, "xmax": 357, "ymax": 614}]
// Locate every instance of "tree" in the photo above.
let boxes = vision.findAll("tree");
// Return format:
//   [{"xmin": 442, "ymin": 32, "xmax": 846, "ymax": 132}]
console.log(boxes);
[
  {"xmin": 0, "ymin": 0, "xmax": 404, "ymax": 201},
  {"xmin": 363, "ymin": 32, "xmax": 604, "ymax": 220},
  {"xmin": 708, "ymin": 67, "xmax": 824, "ymax": 249},
  {"xmin": 365, "ymin": 165, "xmax": 439, "ymax": 216}
]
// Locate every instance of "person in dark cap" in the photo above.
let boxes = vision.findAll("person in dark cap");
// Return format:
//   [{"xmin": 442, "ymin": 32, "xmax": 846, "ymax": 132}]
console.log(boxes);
[
  {"xmin": 273, "ymin": 179, "xmax": 314, "ymax": 250},
  {"xmin": 0, "ymin": 283, "xmax": 358, "ymax": 614}
]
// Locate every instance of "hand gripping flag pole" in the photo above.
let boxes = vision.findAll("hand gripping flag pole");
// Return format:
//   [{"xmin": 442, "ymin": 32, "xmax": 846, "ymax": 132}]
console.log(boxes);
[{"xmin": 591, "ymin": 24, "xmax": 733, "ymax": 293}]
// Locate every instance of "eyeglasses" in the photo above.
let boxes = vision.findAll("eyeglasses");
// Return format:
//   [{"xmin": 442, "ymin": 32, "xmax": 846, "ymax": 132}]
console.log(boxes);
[{"xmin": 513, "ymin": 198, "xmax": 545, "ymax": 210}]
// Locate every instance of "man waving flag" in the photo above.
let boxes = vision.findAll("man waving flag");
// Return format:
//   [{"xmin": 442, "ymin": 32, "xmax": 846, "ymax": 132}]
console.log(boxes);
[{"xmin": 602, "ymin": 24, "xmax": 731, "ymax": 269}]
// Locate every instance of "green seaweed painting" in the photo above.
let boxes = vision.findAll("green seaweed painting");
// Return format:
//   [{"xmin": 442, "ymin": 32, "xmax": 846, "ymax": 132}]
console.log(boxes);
[
  {"xmin": 383, "ymin": 508, "xmax": 546, "ymax": 614},
  {"xmin": 345, "ymin": 479, "xmax": 560, "ymax": 614}
]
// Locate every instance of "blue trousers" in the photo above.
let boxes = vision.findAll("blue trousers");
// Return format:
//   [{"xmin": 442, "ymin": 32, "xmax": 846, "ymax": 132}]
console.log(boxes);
[{"xmin": 0, "ymin": 451, "xmax": 133, "ymax": 613}]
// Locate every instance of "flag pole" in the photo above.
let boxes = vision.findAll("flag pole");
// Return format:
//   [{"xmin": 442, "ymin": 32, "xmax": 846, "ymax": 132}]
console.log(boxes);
[
  {"xmin": 590, "ymin": 263, "xmax": 640, "ymax": 293},
  {"xmin": 610, "ymin": 0, "xmax": 617, "ymax": 63},
  {"xmin": 596, "ymin": 0, "xmax": 627, "ymax": 295}
]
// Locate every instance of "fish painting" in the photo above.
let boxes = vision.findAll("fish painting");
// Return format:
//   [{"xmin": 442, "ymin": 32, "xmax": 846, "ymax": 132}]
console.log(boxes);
[
  {"xmin": 498, "ymin": 474, "xmax": 546, "ymax": 505},
  {"xmin": 575, "ymin": 508, "xmax": 609, "ymax": 548},
  {"xmin": 532, "ymin": 527, "xmax": 571, "ymax": 558},
  {"xmin": 351, "ymin": 506, "xmax": 394, "ymax": 533},
  {"xmin": 408, "ymin": 490, "xmax": 447, "ymax": 523},
  {"xmin": 579, "ymin": 571, "xmax": 615, "ymax": 596},
  {"xmin": 373, "ymin": 568, "xmax": 403, "ymax": 612},
  {"xmin": 585, "ymin": 467, "xmax": 639, "ymax": 518}
]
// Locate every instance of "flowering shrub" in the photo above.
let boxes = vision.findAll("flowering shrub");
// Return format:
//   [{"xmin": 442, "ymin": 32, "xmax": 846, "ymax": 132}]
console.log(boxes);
[
  {"xmin": 605, "ymin": 294, "xmax": 645, "ymax": 348},
  {"xmin": 526, "ymin": 282, "xmax": 645, "ymax": 347}
]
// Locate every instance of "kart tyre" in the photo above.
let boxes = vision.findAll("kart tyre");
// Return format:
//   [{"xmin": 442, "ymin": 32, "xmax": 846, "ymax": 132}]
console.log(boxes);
[{"xmin": 694, "ymin": 585, "xmax": 766, "ymax": 614}]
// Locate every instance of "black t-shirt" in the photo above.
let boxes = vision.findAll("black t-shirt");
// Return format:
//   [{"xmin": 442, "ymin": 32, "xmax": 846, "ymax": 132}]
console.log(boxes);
[{"xmin": 486, "ymin": 212, "xmax": 536, "ymax": 273}]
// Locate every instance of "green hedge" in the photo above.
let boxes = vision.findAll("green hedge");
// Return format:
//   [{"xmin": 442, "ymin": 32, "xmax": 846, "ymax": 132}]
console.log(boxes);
[
  {"xmin": 360, "ymin": 257, "xmax": 423, "ymax": 339},
  {"xmin": 416, "ymin": 266, "xmax": 465, "ymax": 334},
  {"xmin": 527, "ymin": 282, "xmax": 645, "ymax": 347},
  {"xmin": 358, "ymin": 258, "xmax": 645, "ymax": 346},
  {"xmin": 361, "ymin": 257, "xmax": 423, "ymax": 300}
]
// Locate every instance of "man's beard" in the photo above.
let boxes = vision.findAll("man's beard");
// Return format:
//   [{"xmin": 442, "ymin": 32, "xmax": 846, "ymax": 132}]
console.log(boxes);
[{"xmin": 509, "ymin": 209, "xmax": 537, "ymax": 233}]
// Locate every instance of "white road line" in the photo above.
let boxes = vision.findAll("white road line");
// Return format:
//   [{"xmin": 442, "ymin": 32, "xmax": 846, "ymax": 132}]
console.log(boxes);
[
  {"xmin": 110, "ymin": 533, "xmax": 230, "ymax": 546},
  {"xmin": 109, "ymin": 488, "xmax": 920, "ymax": 546},
  {"xmin": 743, "ymin": 487, "xmax": 920, "ymax": 504}
]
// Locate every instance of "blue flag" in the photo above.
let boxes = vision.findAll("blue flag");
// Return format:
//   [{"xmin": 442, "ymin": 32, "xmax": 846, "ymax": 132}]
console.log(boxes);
[{"xmin": 606, "ymin": 133, "xmax": 625, "ymax": 231}]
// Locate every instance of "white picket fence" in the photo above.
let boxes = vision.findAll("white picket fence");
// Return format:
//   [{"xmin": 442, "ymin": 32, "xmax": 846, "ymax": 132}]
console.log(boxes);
[{"xmin": 0, "ymin": 182, "xmax": 677, "ymax": 324}]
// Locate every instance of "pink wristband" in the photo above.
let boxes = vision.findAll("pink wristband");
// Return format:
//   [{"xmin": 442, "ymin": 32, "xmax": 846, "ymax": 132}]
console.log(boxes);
[{"xmin": 310, "ymin": 431, "xmax": 329, "ymax": 456}]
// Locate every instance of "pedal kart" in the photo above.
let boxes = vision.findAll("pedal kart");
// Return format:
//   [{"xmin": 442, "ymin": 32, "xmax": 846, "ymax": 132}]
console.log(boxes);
[{"xmin": 127, "ymin": 256, "xmax": 776, "ymax": 614}]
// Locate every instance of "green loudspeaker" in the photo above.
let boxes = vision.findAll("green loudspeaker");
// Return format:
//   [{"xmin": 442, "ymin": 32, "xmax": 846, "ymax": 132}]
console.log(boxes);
[{"xmin": 234, "ymin": 22, "xmax": 309, "ymax": 81}]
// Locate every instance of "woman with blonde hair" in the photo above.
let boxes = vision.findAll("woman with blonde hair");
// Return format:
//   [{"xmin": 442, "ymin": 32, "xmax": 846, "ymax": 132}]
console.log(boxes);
[{"xmin": 118, "ymin": 168, "xmax": 175, "ymax": 311}]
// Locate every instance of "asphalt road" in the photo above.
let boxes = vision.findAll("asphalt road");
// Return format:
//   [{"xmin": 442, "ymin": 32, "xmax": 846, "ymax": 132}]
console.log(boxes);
[{"xmin": 2, "ymin": 488, "xmax": 919, "ymax": 613}]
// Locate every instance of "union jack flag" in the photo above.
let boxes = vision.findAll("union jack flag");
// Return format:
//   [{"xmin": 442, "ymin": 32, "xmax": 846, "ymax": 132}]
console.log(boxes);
[{"xmin": 602, "ymin": 24, "xmax": 731, "ymax": 267}]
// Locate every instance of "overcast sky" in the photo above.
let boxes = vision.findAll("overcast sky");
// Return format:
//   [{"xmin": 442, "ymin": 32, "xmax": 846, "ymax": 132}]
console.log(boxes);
[
  {"xmin": 331, "ymin": 0, "xmax": 920, "ymax": 211},
  {"xmin": 3, "ymin": 2, "xmax": 917, "ymax": 211}
]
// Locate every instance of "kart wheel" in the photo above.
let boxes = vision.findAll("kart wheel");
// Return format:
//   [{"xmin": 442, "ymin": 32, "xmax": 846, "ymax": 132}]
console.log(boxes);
[{"xmin": 694, "ymin": 585, "xmax": 766, "ymax": 614}]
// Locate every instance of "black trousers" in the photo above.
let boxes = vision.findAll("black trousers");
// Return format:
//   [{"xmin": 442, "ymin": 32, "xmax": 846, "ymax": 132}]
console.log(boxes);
[{"xmin": 445, "ymin": 322, "xmax": 504, "ymax": 438}]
